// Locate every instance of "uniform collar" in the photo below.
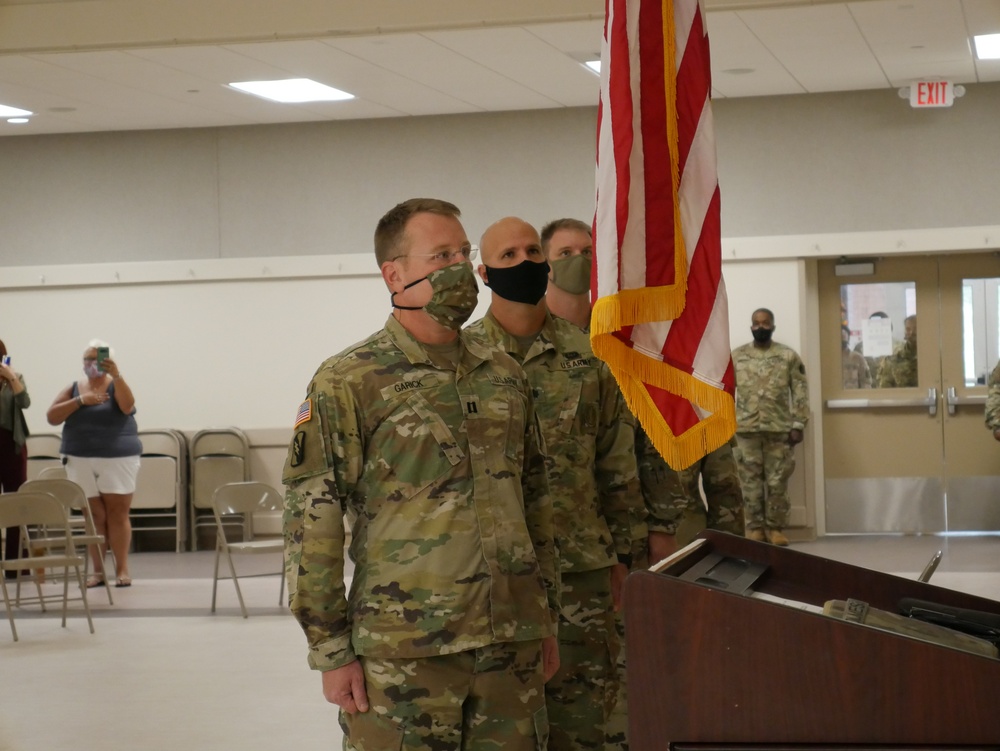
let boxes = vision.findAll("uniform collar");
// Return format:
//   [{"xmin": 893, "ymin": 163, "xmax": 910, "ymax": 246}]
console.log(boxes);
[
  {"xmin": 482, "ymin": 310, "xmax": 557, "ymax": 362},
  {"xmin": 383, "ymin": 315, "xmax": 492, "ymax": 374}
]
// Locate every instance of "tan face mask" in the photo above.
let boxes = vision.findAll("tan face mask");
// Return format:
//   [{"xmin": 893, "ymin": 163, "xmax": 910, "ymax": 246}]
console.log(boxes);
[{"xmin": 549, "ymin": 255, "xmax": 592, "ymax": 295}]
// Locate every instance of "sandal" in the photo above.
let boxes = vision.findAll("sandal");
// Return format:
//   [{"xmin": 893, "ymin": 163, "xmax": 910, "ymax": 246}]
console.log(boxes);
[
  {"xmin": 115, "ymin": 577, "xmax": 132, "ymax": 588},
  {"xmin": 86, "ymin": 576, "xmax": 105, "ymax": 589}
]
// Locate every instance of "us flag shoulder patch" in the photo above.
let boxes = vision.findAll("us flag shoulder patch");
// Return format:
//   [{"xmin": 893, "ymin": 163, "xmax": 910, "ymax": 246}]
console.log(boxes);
[{"xmin": 294, "ymin": 398, "xmax": 312, "ymax": 428}]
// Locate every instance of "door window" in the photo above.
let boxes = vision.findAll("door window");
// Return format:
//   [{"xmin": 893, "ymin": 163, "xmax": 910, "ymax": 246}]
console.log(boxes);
[
  {"xmin": 961, "ymin": 277, "xmax": 1000, "ymax": 386},
  {"xmin": 840, "ymin": 281, "xmax": 916, "ymax": 389}
]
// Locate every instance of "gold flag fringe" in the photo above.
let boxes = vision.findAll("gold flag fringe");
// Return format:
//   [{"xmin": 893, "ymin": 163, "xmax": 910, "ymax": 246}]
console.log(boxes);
[{"xmin": 592, "ymin": 294, "xmax": 736, "ymax": 470}]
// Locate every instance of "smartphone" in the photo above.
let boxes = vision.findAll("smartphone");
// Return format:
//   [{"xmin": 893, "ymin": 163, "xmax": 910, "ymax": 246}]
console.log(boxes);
[
  {"xmin": 0, "ymin": 355, "xmax": 9, "ymax": 366},
  {"xmin": 96, "ymin": 346, "xmax": 110, "ymax": 371}
]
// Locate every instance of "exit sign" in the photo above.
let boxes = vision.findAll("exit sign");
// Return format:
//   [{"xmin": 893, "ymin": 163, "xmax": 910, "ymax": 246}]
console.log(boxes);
[{"xmin": 909, "ymin": 81, "xmax": 955, "ymax": 108}]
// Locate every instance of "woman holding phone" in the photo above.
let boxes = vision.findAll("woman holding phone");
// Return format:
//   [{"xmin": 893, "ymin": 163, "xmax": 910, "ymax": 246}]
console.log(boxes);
[
  {"xmin": 47, "ymin": 339, "xmax": 140, "ymax": 587},
  {"xmin": 0, "ymin": 338, "xmax": 31, "ymax": 578}
]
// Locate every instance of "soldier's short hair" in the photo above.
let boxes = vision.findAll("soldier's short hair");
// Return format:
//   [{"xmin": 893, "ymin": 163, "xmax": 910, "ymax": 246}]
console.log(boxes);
[
  {"xmin": 540, "ymin": 218, "xmax": 591, "ymax": 253},
  {"xmin": 752, "ymin": 307, "xmax": 775, "ymax": 324},
  {"xmin": 374, "ymin": 198, "xmax": 461, "ymax": 266}
]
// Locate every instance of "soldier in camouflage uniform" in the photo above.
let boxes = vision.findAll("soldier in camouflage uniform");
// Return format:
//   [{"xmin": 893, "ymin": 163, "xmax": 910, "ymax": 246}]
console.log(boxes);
[
  {"xmin": 732, "ymin": 308, "xmax": 809, "ymax": 547},
  {"xmin": 984, "ymin": 360, "xmax": 1000, "ymax": 440},
  {"xmin": 468, "ymin": 216, "xmax": 642, "ymax": 751},
  {"xmin": 637, "ymin": 428, "xmax": 745, "ymax": 553},
  {"xmin": 542, "ymin": 218, "xmax": 594, "ymax": 330},
  {"xmin": 877, "ymin": 315, "xmax": 918, "ymax": 388},
  {"xmin": 841, "ymin": 325, "xmax": 871, "ymax": 389},
  {"xmin": 282, "ymin": 199, "xmax": 561, "ymax": 751},
  {"xmin": 536, "ymin": 217, "xmax": 646, "ymax": 751}
]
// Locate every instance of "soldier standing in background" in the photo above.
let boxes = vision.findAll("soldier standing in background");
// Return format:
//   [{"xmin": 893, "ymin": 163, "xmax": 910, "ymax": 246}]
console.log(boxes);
[
  {"xmin": 877, "ymin": 314, "xmax": 918, "ymax": 388},
  {"xmin": 542, "ymin": 217, "xmax": 594, "ymax": 330},
  {"xmin": 282, "ymin": 199, "xmax": 560, "ymax": 751},
  {"xmin": 732, "ymin": 308, "xmax": 809, "ymax": 546},
  {"xmin": 841, "ymin": 324, "xmax": 871, "ymax": 389},
  {"xmin": 468, "ymin": 216, "xmax": 642, "ymax": 751}
]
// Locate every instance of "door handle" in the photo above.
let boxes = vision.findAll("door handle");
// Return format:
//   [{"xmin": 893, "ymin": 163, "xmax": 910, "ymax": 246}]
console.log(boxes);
[
  {"xmin": 945, "ymin": 386, "xmax": 987, "ymax": 415},
  {"xmin": 826, "ymin": 389, "xmax": 938, "ymax": 412}
]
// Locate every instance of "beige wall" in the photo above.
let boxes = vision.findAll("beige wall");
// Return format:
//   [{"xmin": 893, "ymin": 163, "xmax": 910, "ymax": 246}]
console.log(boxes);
[{"xmin": 5, "ymin": 84, "xmax": 1000, "ymax": 523}]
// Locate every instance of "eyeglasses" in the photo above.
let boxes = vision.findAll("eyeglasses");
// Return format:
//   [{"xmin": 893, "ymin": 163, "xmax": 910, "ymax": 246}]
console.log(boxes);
[{"xmin": 392, "ymin": 246, "xmax": 479, "ymax": 265}]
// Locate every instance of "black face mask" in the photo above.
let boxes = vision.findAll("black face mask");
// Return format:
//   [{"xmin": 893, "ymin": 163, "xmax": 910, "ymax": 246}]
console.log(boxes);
[
  {"xmin": 752, "ymin": 328, "xmax": 773, "ymax": 344},
  {"xmin": 484, "ymin": 260, "xmax": 551, "ymax": 305}
]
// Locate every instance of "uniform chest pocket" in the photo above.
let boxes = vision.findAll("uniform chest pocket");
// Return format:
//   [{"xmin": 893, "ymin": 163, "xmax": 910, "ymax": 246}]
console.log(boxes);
[
  {"xmin": 407, "ymin": 392, "xmax": 465, "ymax": 466},
  {"xmin": 555, "ymin": 375, "xmax": 601, "ymax": 435},
  {"xmin": 475, "ymin": 385, "xmax": 528, "ymax": 467},
  {"xmin": 373, "ymin": 391, "xmax": 466, "ymax": 494}
]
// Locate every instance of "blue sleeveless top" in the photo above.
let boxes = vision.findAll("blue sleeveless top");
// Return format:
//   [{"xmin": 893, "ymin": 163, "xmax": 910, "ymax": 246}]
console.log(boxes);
[{"xmin": 60, "ymin": 381, "xmax": 141, "ymax": 458}]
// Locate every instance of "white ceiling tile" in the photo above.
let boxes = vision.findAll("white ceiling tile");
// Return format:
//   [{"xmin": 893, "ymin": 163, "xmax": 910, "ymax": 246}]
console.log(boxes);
[
  {"xmin": 707, "ymin": 12, "xmax": 808, "ymax": 98},
  {"xmin": 427, "ymin": 27, "xmax": 599, "ymax": 107},
  {"xmin": 232, "ymin": 39, "xmax": 466, "ymax": 116},
  {"xmin": 962, "ymin": 0, "xmax": 1000, "ymax": 34},
  {"xmin": 330, "ymin": 33, "xmax": 558, "ymax": 111},
  {"xmin": 738, "ymin": 5, "xmax": 890, "ymax": 93},
  {"xmin": 850, "ymin": 0, "xmax": 976, "ymax": 85},
  {"xmin": 522, "ymin": 18, "xmax": 603, "ymax": 58},
  {"xmin": 975, "ymin": 58, "xmax": 1000, "ymax": 82}
]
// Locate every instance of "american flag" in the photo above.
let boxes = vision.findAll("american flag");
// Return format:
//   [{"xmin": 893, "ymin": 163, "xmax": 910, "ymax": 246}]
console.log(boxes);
[
  {"xmin": 591, "ymin": 0, "xmax": 736, "ymax": 469},
  {"xmin": 294, "ymin": 398, "xmax": 312, "ymax": 428}
]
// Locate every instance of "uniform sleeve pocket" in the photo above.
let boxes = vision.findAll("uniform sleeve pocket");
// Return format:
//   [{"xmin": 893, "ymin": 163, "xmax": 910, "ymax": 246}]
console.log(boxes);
[{"xmin": 283, "ymin": 392, "xmax": 331, "ymax": 485}]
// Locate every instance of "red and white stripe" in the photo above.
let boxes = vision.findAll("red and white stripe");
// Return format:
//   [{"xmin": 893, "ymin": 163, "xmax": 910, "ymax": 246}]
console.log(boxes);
[{"xmin": 593, "ymin": 0, "xmax": 735, "ymax": 461}]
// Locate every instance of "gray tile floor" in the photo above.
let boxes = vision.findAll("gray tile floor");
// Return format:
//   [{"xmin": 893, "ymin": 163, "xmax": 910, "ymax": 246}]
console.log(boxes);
[{"xmin": 1, "ymin": 535, "xmax": 997, "ymax": 750}]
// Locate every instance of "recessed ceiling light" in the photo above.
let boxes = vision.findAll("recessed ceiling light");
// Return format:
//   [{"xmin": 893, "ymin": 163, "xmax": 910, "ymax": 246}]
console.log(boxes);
[
  {"xmin": 585, "ymin": 60, "xmax": 601, "ymax": 75},
  {"xmin": 0, "ymin": 104, "xmax": 32, "ymax": 117},
  {"xmin": 974, "ymin": 33, "xmax": 1000, "ymax": 60},
  {"xmin": 723, "ymin": 68, "xmax": 755, "ymax": 76},
  {"xmin": 228, "ymin": 78, "xmax": 354, "ymax": 103},
  {"xmin": 7, "ymin": 118, "xmax": 29, "ymax": 124}
]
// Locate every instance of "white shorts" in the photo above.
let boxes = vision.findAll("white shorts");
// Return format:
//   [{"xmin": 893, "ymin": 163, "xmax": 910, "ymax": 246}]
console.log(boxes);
[{"xmin": 64, "ymin": 455, "xmax": 141, "ymax": 497}]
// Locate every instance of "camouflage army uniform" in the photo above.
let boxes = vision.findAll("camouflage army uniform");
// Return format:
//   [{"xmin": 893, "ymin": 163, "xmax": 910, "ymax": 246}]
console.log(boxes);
[
  {"xmin": 841, "ymin": 348, "xmax": 871, "ymax": 389},
  {"xmin": 985, "ymin": 361, "xmax": 1000, "ymax": 432},
  {"xmin": 732, "ymin": 340, "xmax": 809, "ymax": 531},
  {"xmin": 636, "ymin": 431, "xmax": 745, "ymax": 546},
  {"xmin": 853, "ymin": 342, "xmax": 884, "ymax": 386},
  {"xmin": 283, "ymin": 315, "xmax": 559, "ymax": 751},
  {"xmin": 604, "ymin": 430, "xmax": 743, "ymax": 751},
  {"xmin": 877, "ymin": 340, "xmax": 917, "ymax": 388},
  {"xmin": 467, "ymin": 311, "xmax": 642, "ymax": 751}
]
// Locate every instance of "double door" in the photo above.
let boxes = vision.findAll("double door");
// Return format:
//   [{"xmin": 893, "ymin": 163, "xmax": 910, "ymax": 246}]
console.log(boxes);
[{"xmin": 819, "ymin": 253, "xmax": 1000, "ymax": 533}]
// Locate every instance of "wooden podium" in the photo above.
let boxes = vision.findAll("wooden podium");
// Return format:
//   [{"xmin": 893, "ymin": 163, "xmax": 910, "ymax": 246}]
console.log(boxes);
[{"xmin": 624, "ymin": 530, "xmax": 1000, "ymax": 750}]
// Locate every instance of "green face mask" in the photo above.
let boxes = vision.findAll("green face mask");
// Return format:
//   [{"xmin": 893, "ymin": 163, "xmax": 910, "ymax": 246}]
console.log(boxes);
[
  {"xmin": 392, "ymin": 262, "xmax": 480, "ymax": 330},
  {"xmin": 548, "ymin": 255, "xmax": 592, "ymax": 295}
]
